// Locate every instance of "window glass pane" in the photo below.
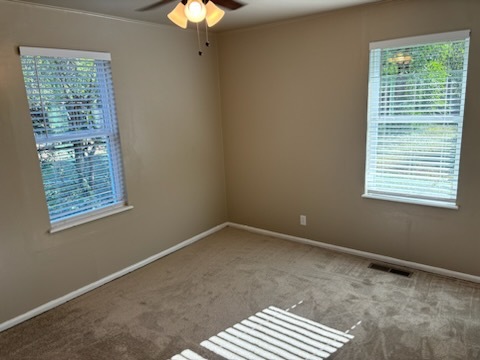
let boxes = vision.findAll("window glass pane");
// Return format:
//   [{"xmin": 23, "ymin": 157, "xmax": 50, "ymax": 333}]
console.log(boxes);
[
  {"xmin": 379, "ymin": 42, "xmax": 466, "ymax": 117},
  {"xmin": 38, "ymin": 137, "xmax": 117, "ymax": 220},
  {"xmin": 20, "ymin": 49, "xmax": 126, "ymax": 224},
  {"xmin": 369, "ymin": 122, "xmax": 459, "ymax": 199}
]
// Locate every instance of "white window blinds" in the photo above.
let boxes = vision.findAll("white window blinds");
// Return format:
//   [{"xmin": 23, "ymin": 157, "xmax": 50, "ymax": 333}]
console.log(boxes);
[
  {"xmin": 20, "ymin": 47, "xmax": 127, "ymax": 227},
  {"xmin": 364, "ymin": 31, "xmax": 470, "ymax": 208}
]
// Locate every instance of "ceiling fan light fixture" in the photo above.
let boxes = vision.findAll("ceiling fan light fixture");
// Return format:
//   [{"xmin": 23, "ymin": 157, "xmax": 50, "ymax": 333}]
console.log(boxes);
[
  {"xmin": 184, "ymin": 0, "xmax": 207, "ymax": 23},
  {"xmin": 205, "ymin": 1, "xmax": 225, "ymax": 27},
  {"xmin": 167, "ymin": 3, "xmax": 188, "ymax": 29}
]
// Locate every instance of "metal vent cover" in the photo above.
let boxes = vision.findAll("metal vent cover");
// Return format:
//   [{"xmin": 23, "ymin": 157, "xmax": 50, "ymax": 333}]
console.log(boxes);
[{"xmin": 368, "ymin": 263, "xmax": 412, "ymax": 277}]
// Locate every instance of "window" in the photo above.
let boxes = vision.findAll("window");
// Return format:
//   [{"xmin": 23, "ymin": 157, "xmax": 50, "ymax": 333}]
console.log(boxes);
[
  {"xmin": 20, "ymin": 47, "xmax": 130, "ymax": 232},
  {"xmin": 364, "ymin": 31, "xmax": 470, "ymax": 209}
]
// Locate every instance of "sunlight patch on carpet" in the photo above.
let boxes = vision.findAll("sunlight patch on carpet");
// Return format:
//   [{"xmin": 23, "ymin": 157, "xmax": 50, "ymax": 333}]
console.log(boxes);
[
  {"xmin": 199, "ymin": 305, "xmax": 355, "ymax": 359},
  {"xmin": 171, "ymin": 349, "xmax": 207, "ymax": 360}
]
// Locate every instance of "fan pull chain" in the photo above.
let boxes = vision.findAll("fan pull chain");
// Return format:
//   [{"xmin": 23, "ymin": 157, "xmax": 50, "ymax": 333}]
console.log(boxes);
[
  {"xmin": 205, "ymin": 20, "xmax": 210, "ymax": 47},
  {"xmin": 196, "ymin": 22, "xmax": 202, "ymax": 56}
]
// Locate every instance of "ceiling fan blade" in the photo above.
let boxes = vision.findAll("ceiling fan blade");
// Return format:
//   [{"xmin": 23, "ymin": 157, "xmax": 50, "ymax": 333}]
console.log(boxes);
[
  {"xmin": 212, "ymin": 0, "xmax": 245, "ymax": 10},
  {"xmin": 136, "ymin": 0, "xmax": 178, "ymax": 12}
]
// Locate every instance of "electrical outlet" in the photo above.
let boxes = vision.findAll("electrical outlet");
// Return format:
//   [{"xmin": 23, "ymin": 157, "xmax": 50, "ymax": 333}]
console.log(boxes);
[{"xmin": 300, "ymin": 215, "xmax": 307, "ymax": 226}]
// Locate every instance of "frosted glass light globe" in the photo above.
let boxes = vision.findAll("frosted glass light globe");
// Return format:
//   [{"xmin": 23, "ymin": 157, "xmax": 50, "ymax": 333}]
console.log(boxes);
[{"xmin": 184, "ymin": 0, "xmax": 207, "ymax": 23}]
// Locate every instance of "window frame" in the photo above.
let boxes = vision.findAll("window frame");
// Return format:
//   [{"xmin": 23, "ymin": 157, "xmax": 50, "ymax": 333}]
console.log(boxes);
[
  {"xmin": 363, "ymin": 31, "xmax": 470, "ymax": 210},
  {"xmin": 20, "ymin": 47, "xmax": 132, "ymax": 232}
]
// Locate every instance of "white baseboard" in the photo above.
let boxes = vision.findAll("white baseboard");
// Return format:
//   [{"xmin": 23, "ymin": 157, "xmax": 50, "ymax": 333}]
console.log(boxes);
[
  {"xmin": 0, "ymin": 222, "xmax": 229, "ymax": 333},
  {"xmin": 227, "ymin": 222, "xmax": 480, "ymax": 284}
]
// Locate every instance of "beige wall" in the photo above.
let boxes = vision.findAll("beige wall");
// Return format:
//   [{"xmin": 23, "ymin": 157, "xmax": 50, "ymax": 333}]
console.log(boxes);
[
  {"xmin": 2, "ymin": 0, "xmax": 480, "ymax": 327},
  {"xmin": 218, "ymin": 0, "xmax": 480, "ymax": 275},
  {"xmin": 0, "ymin": 1, "xmax": 227, "ymax": 323}
]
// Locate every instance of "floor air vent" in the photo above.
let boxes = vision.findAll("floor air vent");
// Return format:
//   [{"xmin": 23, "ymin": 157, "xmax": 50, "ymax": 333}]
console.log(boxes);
[{"xmin": 368, "ymin": 263, "xmax": 412, "ymax": 277}]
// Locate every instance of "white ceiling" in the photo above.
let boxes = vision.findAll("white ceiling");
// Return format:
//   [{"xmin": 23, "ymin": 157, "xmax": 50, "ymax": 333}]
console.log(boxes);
[{"xmin": 8, "ymin": 0, "xmax": 383, "ymax": 31}]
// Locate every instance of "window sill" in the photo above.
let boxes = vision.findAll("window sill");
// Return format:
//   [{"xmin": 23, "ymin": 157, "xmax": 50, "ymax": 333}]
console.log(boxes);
[
  {"xmin": 49, "ymin": 204, "xmax": 134, "ymax": 233},
  {"xmin": 362, "ymin": 194, "xmax": 458, "ymax": 210}
]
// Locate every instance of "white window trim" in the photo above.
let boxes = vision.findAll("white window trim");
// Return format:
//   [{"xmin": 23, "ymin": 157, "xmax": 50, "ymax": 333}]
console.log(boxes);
[
  {"xmin": 370, "ymin": 30, "xmax": 470, "ymax": 50},
  {"xmin": 20, "ymin": 46, "xmax": 111, "ymax": 61},
  {"xmin": 364, "ymin": 31, "xmax": 470, "ymax": 209},
  {"xmin": 50, "ymin": 204, "xmax": 133, "ymax": 233},
  {"xmin": 362, "ymin": 194, "xmax": 458, "ymax": 210},
  {"xmin": 20, "ymin": 46, "xmax": 131, "ymax": 230}
]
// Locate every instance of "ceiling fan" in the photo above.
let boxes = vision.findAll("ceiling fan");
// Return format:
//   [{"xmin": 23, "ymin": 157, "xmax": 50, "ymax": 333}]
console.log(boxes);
[
  {"xmin": 137, "ymin": 0, "xmax": 245, "ymax": 55},
  {"xmin": 137, "ymin": 0, "xmax": 245, "ymax": 28}
]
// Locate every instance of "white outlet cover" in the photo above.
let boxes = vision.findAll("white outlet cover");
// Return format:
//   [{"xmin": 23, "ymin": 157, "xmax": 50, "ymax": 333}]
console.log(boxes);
[{"xmin": 300, "ymin": 215, "xmax": 307, "ymax": 226}]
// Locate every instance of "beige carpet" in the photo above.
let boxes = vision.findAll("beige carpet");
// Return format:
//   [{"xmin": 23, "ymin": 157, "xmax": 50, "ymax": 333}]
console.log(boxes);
[{"xmin": 1, "ymin": 227, "xmax": 479, "ymax": 359}]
